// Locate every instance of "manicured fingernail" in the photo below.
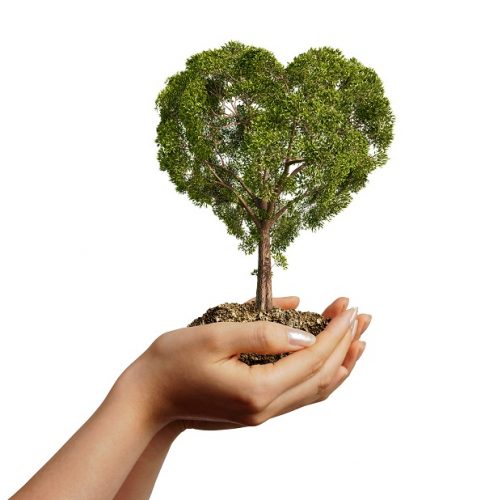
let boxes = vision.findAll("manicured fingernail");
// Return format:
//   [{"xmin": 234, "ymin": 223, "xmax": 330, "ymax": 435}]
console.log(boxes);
[
  {"xmin": 350, "ymin": 318, "xmax": 358, "ymax": 338},
  {"xmin": 357, "ymin": 341, "xmax": 366, "ymax": 359},
  {"xmin": 346, "ymin": 306, "xmax": 358, "ymax": 326},
  {"xmin": 288, "ymin": 329, "xmax": 316, "ymax": 346}
]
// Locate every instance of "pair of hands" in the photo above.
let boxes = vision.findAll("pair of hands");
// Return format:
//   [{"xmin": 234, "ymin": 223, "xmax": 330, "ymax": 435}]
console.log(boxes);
[
  {"xmin": 124, "ymin": 296, "xmax": 370, "ymax": 434},
  {"xmin": 9, "ymin": 297, "xmax": 370, "ymax": 500}
]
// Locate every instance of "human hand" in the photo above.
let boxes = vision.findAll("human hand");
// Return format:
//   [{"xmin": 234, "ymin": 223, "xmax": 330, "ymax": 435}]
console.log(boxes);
[
  {"xmin": 125, "ymin": 296, "xmax": 371, "ymax": 433},
  {"xmin": 177, "ymin": 296, "xmax": 370, "ymax": 431},
  {"xmin": 257, "ymin": 295, "xmax": 370, "ymax": 419},
  {"xmin": 180, "ymin": 296, "xmax": 305, "ymax": 431}
]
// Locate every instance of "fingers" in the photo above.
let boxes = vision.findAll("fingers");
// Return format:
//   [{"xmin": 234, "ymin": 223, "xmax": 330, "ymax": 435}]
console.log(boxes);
[
  {"xmin": 244, "ymin": 295, "xmax": 348, "ymax": 315},
  {"xmin": 326, "ymin": 341, "xmax": 366, "ymax": 394},
  {"xmin": 208, "ymin": 320, "xmax": 316, "ymax": 358},
  {"xmin": 245, "ymin": 296, "xmax": 300, "ymax": 310},
  {"xmin": 305, "ymin": 315, "xmax": 368, "ymax": 400},
  {"xmin": 341, "ymin": 314, "xmax": 371, "ymax": 364},
  {"xmin": 259, "ymin": 307, "xmax": 358, "ymax": 396},
  {"xmin": 196, "ymin": 298, "xmax": 365, "ymax": 364},
  {"xmin": 253, "ymin": 333, "xmax": 366, "ymax": 422},
  {"xmin": 274, "ymin": 296, "xmax": 300, "ymax": 310},
  {"xmin": 314, "ymin": 321, "xmax": 358, "ymax": 387},
  {"xmin": 332, "ymin": 313, "xmax": 370, "ymax": 392},
  {"xmin": 356, "ymin": 314, "xmax": 372, "ymax": 340},
  {"xmin": 322, "ymin": 296, "xmax": 349, "ymax": 319}
]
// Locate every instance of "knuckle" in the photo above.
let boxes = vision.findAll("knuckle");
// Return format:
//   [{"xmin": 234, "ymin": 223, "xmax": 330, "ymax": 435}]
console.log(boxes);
[
  {"xmin": 252, "ymin": 391, "xmax": 270, "ymax": 413},
  {"xmin": 242, "ymin": 390, "xmax": 268, "ymax": 413},
  {"xmin": 241, "ymin": 412, "xmax": 266, "ymax": 427},
  {"xmin": 202, "ymin": 328, "xmax": 221, "ymax": 351},
  {"xmin": 308, "ymin": 352, "xmax": 324, "ymax": 378},
  {"xmin": 236, "ymin": 381, "xmax": 270, "ymax": 413},
  {"xmin": 150, "ymin": 330, "xmax": 173, "ymax": 356},
  {"xmin": 316, "ymin": 392, "xmax": 329, "ymax": 403},
  {"xmin": 317, "ymin": 381, "xmax": 329, "ymax": 397},
  {"xmin": 197, "ymin": 323, "xmax": 232, "ymax": 352},
  {"xmin": 317, "ymin": 370, "xmax": 332, "ymax": 395},
  {"xmin": 253, "ymin": 321, "xmax": 272, "ymax": 352}
]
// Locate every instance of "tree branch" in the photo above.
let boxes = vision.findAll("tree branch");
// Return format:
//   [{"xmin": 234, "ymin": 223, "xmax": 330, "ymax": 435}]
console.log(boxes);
[
  {"xmin": 289, "ymin": 162, "xmax": 308, "ymax": 177},
  {"xmin": 267, "ymin": 200, "xmax": 275, "ymax": 219},
  {"xmin": 204, "ymin": 111, "xmax": 260, "ymax": 207},
  {"xmin": 286, "ymin": 158, "xmax": 305, "ymax": 167},
  {"xmin": 211, "ymin": 158, "xmax": 260, "ymax": 206},
  {"xmin": 205, "ymin": 161, "xmax": 261, "ymax": 230},
  {"xmin": 275, "ymin": 120, "xmax": 297, "ymax": 195},
  {"xmin": 273, "ymin": 188, "xmax": 311, "ymax": 223}
]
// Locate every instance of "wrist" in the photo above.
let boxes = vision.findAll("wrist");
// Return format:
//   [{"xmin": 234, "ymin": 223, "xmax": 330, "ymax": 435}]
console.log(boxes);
[
  {"xmin": 159, "ymin": 420, "xmax": 186, "ymax": 438},
  {"xmin": 114, "ymin": 351, "xmax": 175, "ymax": 436}
]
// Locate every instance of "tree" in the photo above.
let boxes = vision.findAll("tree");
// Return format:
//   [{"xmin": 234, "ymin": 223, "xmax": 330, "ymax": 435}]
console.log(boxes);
[{"xmin": 155, "ymin": 41, "xmax": 395, "ymax": 312}]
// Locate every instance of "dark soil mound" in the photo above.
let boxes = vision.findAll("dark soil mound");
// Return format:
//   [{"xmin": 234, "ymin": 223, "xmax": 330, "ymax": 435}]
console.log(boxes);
[{"xmin": 188, "ymin": 302, "xmax": 331, "ymax": 366}]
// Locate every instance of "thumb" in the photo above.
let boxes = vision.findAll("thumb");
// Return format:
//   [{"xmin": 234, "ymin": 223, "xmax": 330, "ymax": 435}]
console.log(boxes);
[{"xmin": 214, "ymin": 320, "xmax": 316, "ymax": 356}]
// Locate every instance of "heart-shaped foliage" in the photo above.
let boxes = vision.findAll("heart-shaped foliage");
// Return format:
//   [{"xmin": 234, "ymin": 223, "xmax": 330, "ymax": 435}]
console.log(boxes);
[{"xmin": 155, "ymin": 40, "xmax": 394, "ymax": 269}]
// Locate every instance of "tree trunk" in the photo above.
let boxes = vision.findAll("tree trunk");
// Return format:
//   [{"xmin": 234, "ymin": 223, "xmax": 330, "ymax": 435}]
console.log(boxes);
[{"xmin": 255, "ymin": 224, "xmax": 272, "ymax": 312}]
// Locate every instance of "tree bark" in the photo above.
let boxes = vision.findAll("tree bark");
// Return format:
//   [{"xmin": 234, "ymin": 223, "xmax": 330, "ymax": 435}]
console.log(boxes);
[{"xmin": 255, "ymin": 223, "xmax": 273, "ymax": 312}]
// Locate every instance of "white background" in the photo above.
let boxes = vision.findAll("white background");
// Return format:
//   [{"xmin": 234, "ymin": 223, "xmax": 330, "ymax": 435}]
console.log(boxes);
[{"xmin": 1, "ymin": 0, "xmax": 484, "ymax": 498}]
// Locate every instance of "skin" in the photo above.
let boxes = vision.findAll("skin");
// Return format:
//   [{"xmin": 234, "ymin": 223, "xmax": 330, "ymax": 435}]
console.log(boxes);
[{"xmin": 11, "ymin": 296, "xmax": 370, "ymax": 499}]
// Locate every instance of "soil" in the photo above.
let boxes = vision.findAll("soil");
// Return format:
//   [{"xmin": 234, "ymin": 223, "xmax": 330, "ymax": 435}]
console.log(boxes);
[{"xmin": 188, "ymin": 301, "xmax": 331, "ymax": 366}]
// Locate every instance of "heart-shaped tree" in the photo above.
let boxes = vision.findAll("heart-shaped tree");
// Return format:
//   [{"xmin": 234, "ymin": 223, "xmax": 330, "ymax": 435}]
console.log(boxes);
[{"xmin": 155, "ymin": 41, "xmax": 394, "ymax": 312}]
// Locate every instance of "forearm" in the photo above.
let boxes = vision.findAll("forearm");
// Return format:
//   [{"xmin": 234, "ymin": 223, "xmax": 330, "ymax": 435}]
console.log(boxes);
[
  {"xmin": 114, "ymin": 421, "xmax": 185, "ymax": 500},
  {"xmin": 11, "ymin": 373, "xmax": 162, "ymax": 500}
]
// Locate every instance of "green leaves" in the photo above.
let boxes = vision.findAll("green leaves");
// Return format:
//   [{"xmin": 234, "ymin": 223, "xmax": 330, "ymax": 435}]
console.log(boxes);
[{"xmin": 155, "ymin": 41, "xmax": 395, "ymax": 267}]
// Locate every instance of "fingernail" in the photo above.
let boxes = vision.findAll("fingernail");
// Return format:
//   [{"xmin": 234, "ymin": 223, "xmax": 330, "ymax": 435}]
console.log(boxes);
[
  {"xmin": 363, "ymin": 314, "xmax": 372, "ymax": 329},
  {"xmin": 288, "ymin": 329, "xmax": 316, "ymax": 346},
  {"xmin": 343, "ymin": 307, "xmax": 358, "ymax": 338},
  {"xmin": 345, "ymin": 306, "xmax": 358, "ymax": 326},
  {"xmin": 357, "ymin": 341, "xmax": 366, "ymax": 359},
  {"xmin": 350, "ymin": 318, "xmax": 358, "ymax": 338}
]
